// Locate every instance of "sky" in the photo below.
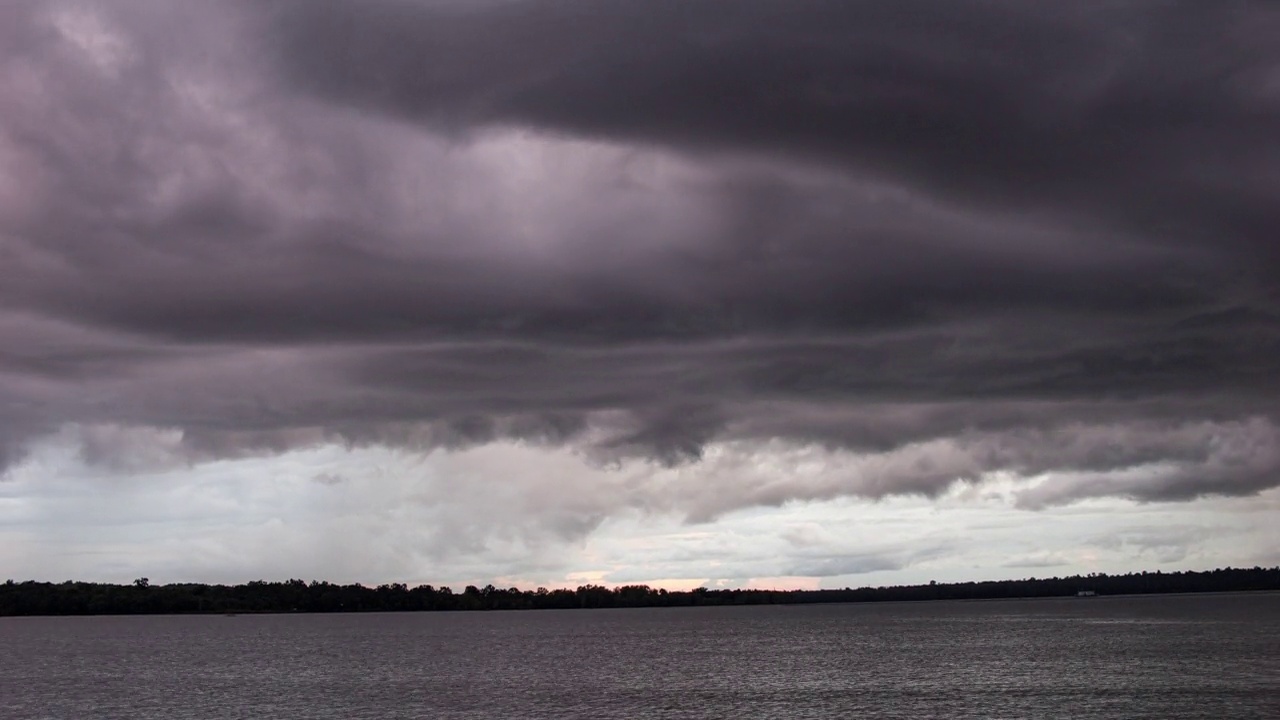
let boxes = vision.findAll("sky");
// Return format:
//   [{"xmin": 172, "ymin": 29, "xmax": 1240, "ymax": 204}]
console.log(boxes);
[{"xmin": 1, "ymin": 0, "xmax": 1278, "ymax": 590}]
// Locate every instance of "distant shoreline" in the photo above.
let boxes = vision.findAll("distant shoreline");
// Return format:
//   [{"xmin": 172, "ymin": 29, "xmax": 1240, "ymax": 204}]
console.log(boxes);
[{"xmin": 4, "ymin": 566, "xmax": 1277, "ymax": 617}]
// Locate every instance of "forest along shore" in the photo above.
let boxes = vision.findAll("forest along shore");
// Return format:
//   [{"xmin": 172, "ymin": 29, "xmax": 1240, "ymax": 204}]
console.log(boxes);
[{"xmin": 3, "ymin": 567, "xmax": 1278, "ymax": 616}]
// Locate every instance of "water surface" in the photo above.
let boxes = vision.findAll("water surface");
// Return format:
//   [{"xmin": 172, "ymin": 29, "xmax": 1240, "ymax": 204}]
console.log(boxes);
[{"xmin": 3, "ymin": 592, "xmax": 1277, "ymax": 719}]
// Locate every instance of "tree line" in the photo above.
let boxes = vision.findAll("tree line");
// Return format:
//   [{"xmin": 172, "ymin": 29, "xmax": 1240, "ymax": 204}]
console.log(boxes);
[{"xmin": 2, "ymin": 566, "xmax": 1277, "ymax": 616}]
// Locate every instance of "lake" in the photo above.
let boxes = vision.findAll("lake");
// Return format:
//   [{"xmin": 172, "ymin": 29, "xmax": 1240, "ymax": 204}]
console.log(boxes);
[{"xmin": 3, "ymin": 592, "xmax": 1277, "ymax": 719}]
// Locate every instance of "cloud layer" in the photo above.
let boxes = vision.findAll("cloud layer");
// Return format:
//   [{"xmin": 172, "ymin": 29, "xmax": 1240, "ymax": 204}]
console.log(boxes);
[{"xmin": 2, "ymin": 0, "xmax": 1279, "ymax": 565}]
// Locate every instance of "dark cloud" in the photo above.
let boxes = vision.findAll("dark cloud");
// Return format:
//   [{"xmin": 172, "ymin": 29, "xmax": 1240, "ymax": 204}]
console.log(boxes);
[
  {"xmin": 0, "ymin": 0, "xmax": 1277, "ymax": 514},
  {"xmin": 274, "ymin": 0, "xmax": 1280, "ymax": 262}
]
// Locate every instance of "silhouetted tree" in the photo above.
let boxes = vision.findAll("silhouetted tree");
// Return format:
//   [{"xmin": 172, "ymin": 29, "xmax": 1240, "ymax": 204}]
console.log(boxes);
[{"xmin": 2, "ymin": 567, "xmax": 1277, "ymax": 616}]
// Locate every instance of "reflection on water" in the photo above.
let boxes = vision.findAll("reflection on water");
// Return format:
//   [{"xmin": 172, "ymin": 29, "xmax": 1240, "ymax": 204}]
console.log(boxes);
[{"xmin": 2, "ymin": 592, "xmax": 1277, "ymax": 719}]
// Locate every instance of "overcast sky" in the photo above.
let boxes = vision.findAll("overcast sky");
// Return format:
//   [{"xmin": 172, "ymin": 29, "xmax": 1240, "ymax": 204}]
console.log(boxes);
[{"xmin": 2, "ymin": 0, "xmax": 1278, "ymax": 589}]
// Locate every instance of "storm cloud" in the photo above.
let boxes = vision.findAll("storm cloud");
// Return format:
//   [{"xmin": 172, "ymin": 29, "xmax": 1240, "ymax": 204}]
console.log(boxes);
[{"xmin": 2, "ymin": 0, "xmax": 1279, "ymax": 556}]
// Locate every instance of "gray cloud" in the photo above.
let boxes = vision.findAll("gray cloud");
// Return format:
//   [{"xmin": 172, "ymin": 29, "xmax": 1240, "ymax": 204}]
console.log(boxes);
[
  {"xmin": 785, "ymin": 554, "xmax": 905, "ymax": 578},
  {"xmin": 1090, "ymin": 525, "xmax": 1221, "ymax": 565},
  {"xmin": 311, "ymin": 472, "xmax": 347, "ymax": 486},
  {"xmin": 274, "ymin": 0, "xmax": 1280, "ymax": 262},
  {"xmin": 1, "ymin": 0, "xmax": 1277, "ymax": 522},
  {"xmin": 1001, "ymin": 553, "xmax": 1071, "ymax": 570}
]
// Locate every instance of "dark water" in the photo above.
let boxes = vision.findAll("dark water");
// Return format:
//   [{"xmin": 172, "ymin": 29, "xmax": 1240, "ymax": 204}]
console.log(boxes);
[{"xmin": 3, "ymin": 593, "xmax": 1278, "ymax": 719}]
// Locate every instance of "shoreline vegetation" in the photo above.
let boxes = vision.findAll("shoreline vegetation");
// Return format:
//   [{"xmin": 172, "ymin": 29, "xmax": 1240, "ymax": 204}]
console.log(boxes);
[{"xmin": 2, "ymin": 567, "xmax": 1277, "ymax": 617}]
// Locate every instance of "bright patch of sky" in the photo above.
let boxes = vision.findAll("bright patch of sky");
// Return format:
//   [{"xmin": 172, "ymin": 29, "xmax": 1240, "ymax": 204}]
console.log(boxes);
[{"xmin": 3, "ymin": 437, "xmax": 1274, "ymax": 588}]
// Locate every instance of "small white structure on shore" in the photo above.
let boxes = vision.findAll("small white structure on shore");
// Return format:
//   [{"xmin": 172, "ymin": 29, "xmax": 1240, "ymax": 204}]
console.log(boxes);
[{"xmin": 1076, "ymin": 590, "xmax": 1097, "ymax": 597}]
